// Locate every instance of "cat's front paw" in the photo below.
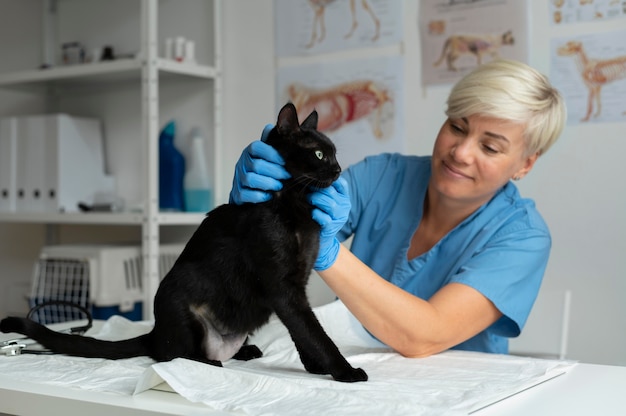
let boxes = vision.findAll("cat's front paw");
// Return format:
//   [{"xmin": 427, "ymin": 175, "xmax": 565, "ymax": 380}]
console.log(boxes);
[{"xmin": 332, "ymin": 366, "xmax": 368, "ymax": 383}]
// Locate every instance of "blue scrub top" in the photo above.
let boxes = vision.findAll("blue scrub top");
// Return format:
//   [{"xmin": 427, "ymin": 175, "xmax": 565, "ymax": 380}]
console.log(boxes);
[{"xmin": 338, "ymin": 154, "xmax": 551, "ymax": 354}]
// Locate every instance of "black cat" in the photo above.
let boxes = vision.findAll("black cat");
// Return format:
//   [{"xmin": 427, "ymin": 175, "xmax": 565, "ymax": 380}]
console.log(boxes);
[{"xmin": 0, "ymin": 103, "xmax": 368, "ymax": 383}]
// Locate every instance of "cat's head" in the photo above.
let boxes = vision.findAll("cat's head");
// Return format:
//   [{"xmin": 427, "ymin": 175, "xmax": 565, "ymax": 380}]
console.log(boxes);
[{"xmin": 266, "ymin": 103, "xmax": 341, "ymax": 189}]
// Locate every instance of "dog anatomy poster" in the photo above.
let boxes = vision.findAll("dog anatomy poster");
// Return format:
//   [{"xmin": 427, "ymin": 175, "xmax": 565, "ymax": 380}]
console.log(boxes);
[
  {"xmin": 418, "ymin": 0, "xmax": 530, "ymax": 86},
  {"xmin": 276, "ymin": 56, "xmax": 404, "ymax": 170},
  {"xmin": 274, "ymin": 0, "xmax": 403, "ymax": 56},
  {"xmin": 551, "ymin": 31, "xmax": 626, "ymax": 125}
]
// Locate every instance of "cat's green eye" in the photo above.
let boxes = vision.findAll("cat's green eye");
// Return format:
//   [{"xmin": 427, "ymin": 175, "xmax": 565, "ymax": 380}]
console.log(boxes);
[{"xmin": 315, "ymin": 150, "xmax": 324, "ymax": 160}]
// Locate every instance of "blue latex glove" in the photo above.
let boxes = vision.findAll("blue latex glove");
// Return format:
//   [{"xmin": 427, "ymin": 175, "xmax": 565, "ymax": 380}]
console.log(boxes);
[
  {"xmin": 307, "ymin": 177, "xmax": 351, "ymax": 271},
  {"xmin": 229, "ymin": 124, "xmax": 290, "ymax": 204}
]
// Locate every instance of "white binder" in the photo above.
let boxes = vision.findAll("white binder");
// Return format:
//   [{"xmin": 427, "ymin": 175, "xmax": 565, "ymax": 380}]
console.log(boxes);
[
  {"xmin": 16, "ymin": 117, "xmax": 47, "ymax": 212},
  {"xmin": 9, "ymin": 114, "xmax": 115, "ymax": 213},
  {"xmin": 51, "ymin": 115, "xmax": 115, "ymax": 212},
  {"xmin": 0, "ymin": 118, "xmax": 17, "ymax": 212}
]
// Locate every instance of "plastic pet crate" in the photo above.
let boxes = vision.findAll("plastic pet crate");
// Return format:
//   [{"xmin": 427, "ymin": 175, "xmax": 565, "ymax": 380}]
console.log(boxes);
[{"xmin": 28, "ymin": 244, "xmax": 184, "ymax": 324}]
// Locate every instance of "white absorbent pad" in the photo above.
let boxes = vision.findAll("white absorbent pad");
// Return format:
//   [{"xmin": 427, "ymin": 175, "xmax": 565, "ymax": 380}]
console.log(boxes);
[{"xmin": 0, "ymin": 300, "xmax": 576, "ymax": 415}]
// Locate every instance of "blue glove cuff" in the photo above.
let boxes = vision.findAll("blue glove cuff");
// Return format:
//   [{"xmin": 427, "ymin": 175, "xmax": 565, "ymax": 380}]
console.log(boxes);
[{"xmin": 314, "ymin": 238, "xmax": 340, "ymax": 271}]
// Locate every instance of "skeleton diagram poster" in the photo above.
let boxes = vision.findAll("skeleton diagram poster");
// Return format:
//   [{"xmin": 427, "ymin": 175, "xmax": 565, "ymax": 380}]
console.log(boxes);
[
  {"xmin": 419, "ymin": 0, "xmax": 529, "ymax": 86},
  {"xmin": 276, "ymin": 56, "xmax": 404, "ymax": 170},
  {"xmin": 274, "ymin": 0, "xmax": 403, "ymax": 56},
  {"xmin": 551, "ymin": 31, "xmax": 626, "ymax": 125}
]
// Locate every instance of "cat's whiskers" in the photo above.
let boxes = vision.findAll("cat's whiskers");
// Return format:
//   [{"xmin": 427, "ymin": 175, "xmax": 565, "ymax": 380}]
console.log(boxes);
[
  {"xmin": 285, "ymin": 175, "xmax": 315, "ymax": 190},
  {"xmin": 284, "ymin": 174, "xmax": 329, "ymax": 197}
]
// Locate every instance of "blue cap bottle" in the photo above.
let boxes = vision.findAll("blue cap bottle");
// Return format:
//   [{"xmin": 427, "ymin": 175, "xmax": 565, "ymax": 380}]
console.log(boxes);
[{"xmin": 158, "ymin": 121, "xmax": 185, "ymax": 211}]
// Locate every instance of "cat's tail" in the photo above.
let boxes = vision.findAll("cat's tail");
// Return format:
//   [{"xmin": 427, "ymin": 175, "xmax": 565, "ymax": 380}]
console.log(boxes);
[{"xmin": 0, "ymin": 316, "xmax": 151, "ymax": 359}]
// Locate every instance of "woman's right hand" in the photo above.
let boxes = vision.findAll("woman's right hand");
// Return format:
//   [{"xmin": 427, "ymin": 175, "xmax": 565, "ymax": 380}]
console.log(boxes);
[{"xmin": 229, "ymin": 124, "xmax": 291, "ymax": 204}]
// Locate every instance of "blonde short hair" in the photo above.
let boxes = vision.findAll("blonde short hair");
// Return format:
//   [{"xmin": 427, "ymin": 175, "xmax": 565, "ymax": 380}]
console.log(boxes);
[{"xmin": 445, "ymin": 59, "xmax": 567, "ymax": 156}]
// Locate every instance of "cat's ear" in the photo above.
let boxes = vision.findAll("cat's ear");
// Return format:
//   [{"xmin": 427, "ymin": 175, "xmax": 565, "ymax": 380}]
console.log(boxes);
[
  {"xmin": 301, "ymin": 110, "xmax": 318, "ymax": 130},
  {"xmin": 277, "ymin": 103, "xmax": 300, "ymax": 135}
]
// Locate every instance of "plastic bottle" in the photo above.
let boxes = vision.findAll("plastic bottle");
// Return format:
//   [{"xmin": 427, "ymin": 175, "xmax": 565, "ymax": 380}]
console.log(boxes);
[
  {"xmin": 184, "ymin": 128, "xmax": 212, "ymax": 212},
  {"xmin": 158, "ymin": 120, "xmax": 185, "ymax": 211}
]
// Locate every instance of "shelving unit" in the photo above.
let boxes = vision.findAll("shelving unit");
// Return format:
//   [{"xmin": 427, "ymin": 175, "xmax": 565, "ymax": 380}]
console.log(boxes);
[
  {"xmin": 0, "ymin": 58, "xmax": 218, "ymax": 88},
  {"xmin": 0, "ymin": 211, "xmax": 205, "ymax": 225},
  {"xmin": 0, "ymin": 0, "xmax": 222, "ymax": 319}
]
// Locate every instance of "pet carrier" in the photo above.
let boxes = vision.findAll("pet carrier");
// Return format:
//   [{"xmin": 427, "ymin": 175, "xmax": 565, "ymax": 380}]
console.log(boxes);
[{"xmin": 28, "ymin": 244, "xmax": 184, "ymax": 324}]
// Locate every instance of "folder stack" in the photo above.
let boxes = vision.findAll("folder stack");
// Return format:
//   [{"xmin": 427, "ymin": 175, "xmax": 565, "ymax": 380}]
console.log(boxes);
[
  {"xmin": 0, "ymin": 118, "xmax": 17, "ymax": 212},
  {"xmin": 0, "ymin": 114, "xmax": 115, "ymax": 213}
]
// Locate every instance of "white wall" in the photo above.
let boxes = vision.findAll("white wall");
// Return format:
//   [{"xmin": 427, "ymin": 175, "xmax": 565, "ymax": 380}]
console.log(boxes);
[
  {"xmin": 220, "ymin": 1, "xmax": 277, "ymax": 202},
  {"xmin": 220, "ymin": 1, "xmax": 625, "ymax": 366}
]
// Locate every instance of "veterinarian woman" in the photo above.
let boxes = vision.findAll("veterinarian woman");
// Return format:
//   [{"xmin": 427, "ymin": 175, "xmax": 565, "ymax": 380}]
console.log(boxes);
[{"xmin": 229, "ymin": 59, "xmax": 566, "ymax": 357}]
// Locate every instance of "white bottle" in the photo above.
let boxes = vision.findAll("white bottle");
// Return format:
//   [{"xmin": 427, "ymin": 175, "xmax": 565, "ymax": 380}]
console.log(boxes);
[
  {"xmin": 184, "ymin": 128, "xmax": 212, "ymax": 212},
  {"xmin": 175, "ymin": 36, "xmax": 186, "ymax": 62}
]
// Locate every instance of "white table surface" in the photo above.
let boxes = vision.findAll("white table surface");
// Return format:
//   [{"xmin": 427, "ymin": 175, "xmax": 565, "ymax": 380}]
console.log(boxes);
[
  {"xmin": 2, "ymin": 321, "xmax": 625, "ymax": 415},
  {"xmin": 0, "ymin": 377, "xmax": 238, "ymax": 415},
  {"xmin": 474, "ymin": 362, "xmax": 626, "ymax": 415},
  {"xmin": 1, "ymin": 361, "xmax": 625, "ymax": 415}
]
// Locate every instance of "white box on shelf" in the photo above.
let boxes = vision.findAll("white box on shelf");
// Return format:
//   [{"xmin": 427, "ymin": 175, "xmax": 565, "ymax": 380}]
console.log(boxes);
[
  {"xmin": 11, "ymin": 114, "xmax": 115, "ymax": 213},
  {"xmin": 0, "ymin": 117, "xmax": 17, "ymax": 212}
]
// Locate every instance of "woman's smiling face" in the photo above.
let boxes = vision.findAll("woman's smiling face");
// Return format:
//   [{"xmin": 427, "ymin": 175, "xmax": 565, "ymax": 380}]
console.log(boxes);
[{"xmin": 430, "ymin": 114, "xmax": 538, "ymax": 209}]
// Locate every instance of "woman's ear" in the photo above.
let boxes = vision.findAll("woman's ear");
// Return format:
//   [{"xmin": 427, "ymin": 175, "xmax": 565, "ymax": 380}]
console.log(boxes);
[{"xmin": 513, "ymin": 152, "xmax": 539, "ymax": 181}]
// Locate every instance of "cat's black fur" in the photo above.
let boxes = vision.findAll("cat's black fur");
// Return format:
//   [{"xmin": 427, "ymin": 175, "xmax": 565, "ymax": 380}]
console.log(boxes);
[{"xmin": 0, "ymin": 103, "xmax": 367, "ymax": 383}]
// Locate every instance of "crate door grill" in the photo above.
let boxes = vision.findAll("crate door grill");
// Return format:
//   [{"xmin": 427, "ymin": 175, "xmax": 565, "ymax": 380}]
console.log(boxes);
[
  {"xmin": 29, "ymin": 259, "xmax": 91, "ymax": 324},
  {"xmin": 124, "ymin": 255, "xmax": 143, "ymax": 292},
  {"xmin": 28, "ymin": 245, "xmax": 183, "ymax": 325}
]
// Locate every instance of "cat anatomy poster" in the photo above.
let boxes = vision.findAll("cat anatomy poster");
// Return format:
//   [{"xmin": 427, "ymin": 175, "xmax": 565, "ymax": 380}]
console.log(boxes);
[
  {"xmin": 274, "ymin": 0, "xmax": 403, "ymax": 56},
  {"xmin": 551, "ymin": 31, "xmax": 626, "ymax": 125},
  {"xmin": 419, "ymin": 0, "xmax": 530, "ymax": 86},
  {"xmin": 276, "ymin": 56, "xmax": 404, "ymax": 170}
]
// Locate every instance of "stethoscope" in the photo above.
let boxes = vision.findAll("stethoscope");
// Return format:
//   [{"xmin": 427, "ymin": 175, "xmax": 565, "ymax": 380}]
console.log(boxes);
[{"xmin": 1, "ymin": 301, "xmax": 93, "ymax": 356}]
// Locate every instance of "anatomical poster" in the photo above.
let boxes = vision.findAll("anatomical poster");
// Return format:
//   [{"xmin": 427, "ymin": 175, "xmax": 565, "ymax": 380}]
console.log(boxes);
[
  {"xmin": 274, "ymin": 0, "xmax": 403, "ymax": 57},
  {"xmin": 419, "ymin": 0, "xmax": 530, "ymax": 86},
  {"xmin": 549, "ymin": 0, "xmax": 626, "ymax": 25},
  {"xmin": 551, "ymin": 31, "xmax": 626, "ymax": 125},
  {"xmin": 276, "ymin": 55, "xmax": 404, "ymax": 169}
]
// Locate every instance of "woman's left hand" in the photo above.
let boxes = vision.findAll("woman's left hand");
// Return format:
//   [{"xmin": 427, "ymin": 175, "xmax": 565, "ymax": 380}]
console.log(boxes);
[{"xmin": 307, "ymin": 177, "xmax": 351, "ymax": 271}]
